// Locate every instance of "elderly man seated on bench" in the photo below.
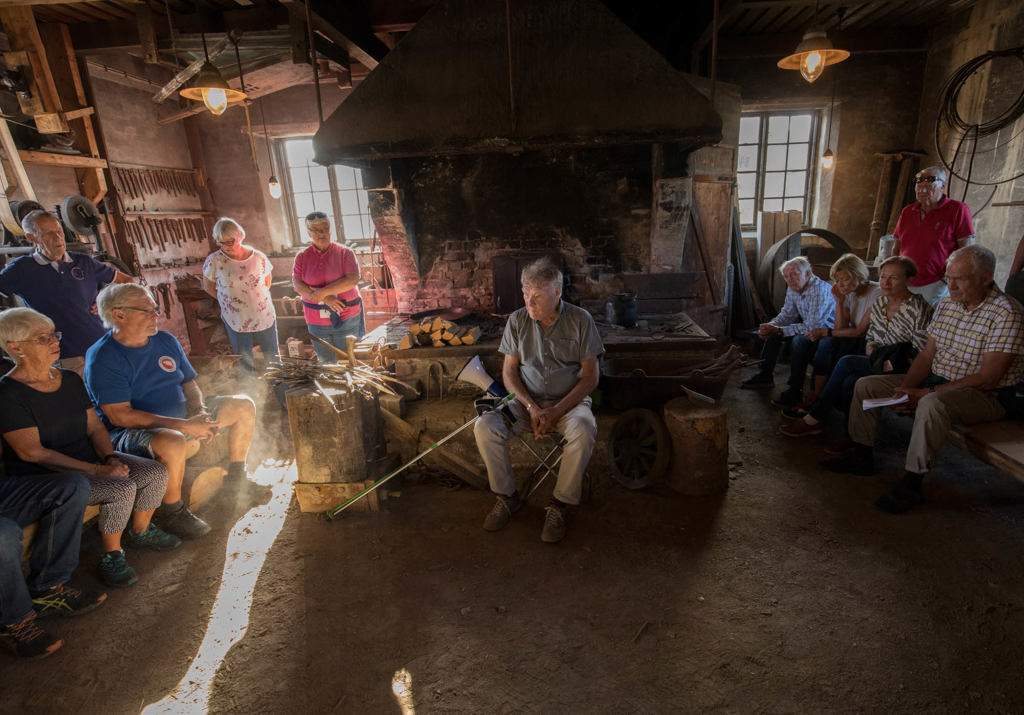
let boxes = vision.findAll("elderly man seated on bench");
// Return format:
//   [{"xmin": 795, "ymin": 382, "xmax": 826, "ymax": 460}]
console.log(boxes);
[
  {"xmin": 824, "ymin": 245, "xmax": 1024, "ymax": 514},
  {"xmin": 84, "ymin": 284, "xmax": 262, "ymax": 541}
]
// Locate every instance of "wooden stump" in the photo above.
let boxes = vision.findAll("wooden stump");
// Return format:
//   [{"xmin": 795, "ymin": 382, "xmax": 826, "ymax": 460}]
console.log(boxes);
[
  {"xmin": 663, "ymin": 397, "xmax": 728, "ymax": 496},
  {"xmin": 286, "ymin": 385, "xmax": 386, "ymax": 484}
]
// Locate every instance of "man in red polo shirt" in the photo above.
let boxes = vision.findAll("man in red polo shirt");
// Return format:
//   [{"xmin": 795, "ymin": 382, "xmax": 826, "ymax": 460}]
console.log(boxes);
[{"xmin": 893, "ymin": 166, "xmax": 975, "ymax": 305}]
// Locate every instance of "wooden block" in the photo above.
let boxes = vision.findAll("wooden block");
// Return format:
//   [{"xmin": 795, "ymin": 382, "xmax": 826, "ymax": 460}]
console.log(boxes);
[
  {"xmin": 430, "ymin": 316, "xmax": 444, "ymax": 333},
  {"xmin": 432, "ymin": 338, "xmax": 444, "ymax": 347},
  {"xmin": 398, "ymin": 334, "xmax": 414, "ymax": 350},
  {"xmin": 460, "ymin": 326, "xmax": 481, "ymax": 345},
  {"xmin": 408, "ymin": 323, "xmax": 424, "ymax": 335},
  {"xmin": 185, "ymin": 466, "xmax": 227, "ymax": 509},
  {"xmin": 294, "ymin": 481, "xmax": 384, "ymax": 513},
  {"xmin": 429, "ymin": 329, "xmax": 444, "ymax": 341}
]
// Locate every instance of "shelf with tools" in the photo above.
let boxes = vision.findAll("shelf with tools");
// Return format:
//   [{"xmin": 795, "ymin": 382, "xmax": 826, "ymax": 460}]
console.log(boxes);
[{"xmin": 107, "ymin": 161, "xmax": 213, "ymax": 272}]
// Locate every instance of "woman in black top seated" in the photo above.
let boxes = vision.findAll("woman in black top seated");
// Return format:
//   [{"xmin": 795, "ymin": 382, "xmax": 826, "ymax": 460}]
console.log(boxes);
[{"xmin": 0, "ymin": 307, "xmax": 180, "ymax": 588}]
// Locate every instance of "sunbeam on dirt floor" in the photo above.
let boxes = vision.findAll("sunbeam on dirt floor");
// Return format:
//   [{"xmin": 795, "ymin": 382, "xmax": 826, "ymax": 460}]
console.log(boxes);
[{"xmin": 141, "ymin": 461, "xmax": 294, "ymax": 714}]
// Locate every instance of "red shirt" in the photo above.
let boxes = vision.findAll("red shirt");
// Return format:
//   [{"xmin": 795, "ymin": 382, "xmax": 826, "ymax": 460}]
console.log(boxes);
[
  {"xmin": 894, "ymin": 196, "xmax": 974, "ymax": 287},
  {"xmin": 292, "ymin": 242, "xmax": 361, "ymax": 326}
]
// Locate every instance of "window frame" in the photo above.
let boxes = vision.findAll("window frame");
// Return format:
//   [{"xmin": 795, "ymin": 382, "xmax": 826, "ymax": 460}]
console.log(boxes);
[
  {"xmin": 736, "ymin": 108, "xmax": 823, "ymax": 230},
  {"xmin": 276, "ymin": 137, "xmax": 374, "ymax": 251}
]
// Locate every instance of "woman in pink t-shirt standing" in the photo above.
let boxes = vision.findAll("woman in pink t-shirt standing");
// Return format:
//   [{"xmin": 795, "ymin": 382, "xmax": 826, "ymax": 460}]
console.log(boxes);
[{"xmin": 290, "ymin": 211, "xmax": 364, "ymax": 363}]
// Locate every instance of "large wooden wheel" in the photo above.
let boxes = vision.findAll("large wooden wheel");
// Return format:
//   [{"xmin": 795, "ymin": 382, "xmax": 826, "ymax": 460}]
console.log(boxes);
[{"xmin": 607, "ymin": 408, "xmax": 671, "ymax": 490}]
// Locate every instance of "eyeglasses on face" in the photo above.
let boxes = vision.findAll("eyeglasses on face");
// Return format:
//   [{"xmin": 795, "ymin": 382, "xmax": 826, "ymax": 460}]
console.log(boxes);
[
  {"xmin": 115, "ymin": 305, "xmax": 160, "ymax": 316},
  {"xmin": 17, "ymin": 331, "xmax": 62, "ymax": 345},
  {"xmin": 307, "ymin": 225, "xmax": 332, "ymax": 235},
  {"xmin": 914, "ymin": 176, "xmax": 942, "ymax": 184}
]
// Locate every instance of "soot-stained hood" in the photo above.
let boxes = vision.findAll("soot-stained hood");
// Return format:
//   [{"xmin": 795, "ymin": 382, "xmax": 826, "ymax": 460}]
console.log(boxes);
[{"xmin": 313, "ymin": 0, "xmax": 723, "ymax": 163}]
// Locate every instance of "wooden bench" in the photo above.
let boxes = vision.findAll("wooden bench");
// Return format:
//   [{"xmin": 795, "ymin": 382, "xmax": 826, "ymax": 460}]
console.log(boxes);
[{"xmin": 949, "ymin": 420, "xmax": 1024, "ymax": 480}]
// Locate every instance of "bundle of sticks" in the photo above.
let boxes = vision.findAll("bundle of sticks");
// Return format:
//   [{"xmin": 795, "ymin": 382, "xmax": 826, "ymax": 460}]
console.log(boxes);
[
  {"xmin": 263, "ymin": 355, "xmax": 413, "ymax": 401},
  {"xmin": 398, "ymin": 316, "xmax": 481, "ymax": 349}
]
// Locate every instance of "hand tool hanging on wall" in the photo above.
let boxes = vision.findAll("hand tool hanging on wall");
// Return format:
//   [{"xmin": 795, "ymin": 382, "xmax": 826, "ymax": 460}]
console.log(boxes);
[{"xmin": 321, "ymin": 393, "xmax": 516, "ymax": 521}]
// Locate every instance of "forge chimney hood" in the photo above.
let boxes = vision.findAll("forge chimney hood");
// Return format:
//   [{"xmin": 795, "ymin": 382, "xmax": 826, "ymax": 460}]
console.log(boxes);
[{"xmin": 314, "ymin": 0, "xmax": 723, "ymax": 164}]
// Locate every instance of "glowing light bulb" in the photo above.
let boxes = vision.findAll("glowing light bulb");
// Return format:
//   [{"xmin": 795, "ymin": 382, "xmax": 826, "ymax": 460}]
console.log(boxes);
[
  {"xmin": 267, "ymin": 176, "xmax": 282, "ymax": 199},
  {"xmin": 202, "ymin": 87, "xmax": 228, "ymax": 116},
  {"xmin": 800, "ymin": 51, "xmax": 824, "ymax": 83},
  {"xmin": 821, "ymin": 149, "xmax": 835, "ymax": 170}
]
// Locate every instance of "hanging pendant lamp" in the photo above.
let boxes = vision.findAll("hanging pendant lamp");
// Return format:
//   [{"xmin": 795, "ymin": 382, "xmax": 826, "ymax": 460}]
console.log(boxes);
[
  {"xmin": 179, "ymin": 29, "xmax": 246, "ymax": 115},
  {"xmin": 777, "ymin": 2, "xmax": 849, "ymax": 83}
]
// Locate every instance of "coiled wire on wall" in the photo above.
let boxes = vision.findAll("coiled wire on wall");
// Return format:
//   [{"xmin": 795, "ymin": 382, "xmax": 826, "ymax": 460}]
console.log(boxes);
[{"xmin": 935, "ymin": 45, "xmax": 1024, "ymax": 208}]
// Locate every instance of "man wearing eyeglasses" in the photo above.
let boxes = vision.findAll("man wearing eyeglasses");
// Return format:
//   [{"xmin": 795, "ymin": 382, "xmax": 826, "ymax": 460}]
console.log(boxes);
[
  {"xmin": 892, "ymin": 166, "xmax": 975, "ymax": 305},
  {"xmin": 83, "ymin": 284, "xmax": 263, "ymax": 540},
  {"xmin": 0, "ymin": 210, "xmax": 133, "ymax": 374},
  {"xmin": 291, "ymin": 212, "xmax": 364, "ymax": 363}
]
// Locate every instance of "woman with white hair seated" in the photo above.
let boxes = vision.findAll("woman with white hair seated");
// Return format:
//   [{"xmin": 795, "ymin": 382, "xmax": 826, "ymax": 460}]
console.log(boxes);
[{"xmin": 0, "ymin": 307, "xmax": 180, "ymax": 588}]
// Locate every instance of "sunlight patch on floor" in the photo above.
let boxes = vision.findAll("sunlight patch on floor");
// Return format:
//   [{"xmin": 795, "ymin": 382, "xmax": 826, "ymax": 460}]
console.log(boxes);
[
  {"xmin": 392, "ymin": 668, "xmax": 416, "ymax": 714},
  {"xmin": 142, "ymin": 460, "xmax": 294, "ymax": 714}
]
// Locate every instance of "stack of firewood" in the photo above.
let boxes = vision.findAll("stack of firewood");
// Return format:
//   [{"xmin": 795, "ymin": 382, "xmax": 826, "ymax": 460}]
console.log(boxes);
[{"xmin": 398, "ymin": 316, "xmax": 481, "ymax": 349}]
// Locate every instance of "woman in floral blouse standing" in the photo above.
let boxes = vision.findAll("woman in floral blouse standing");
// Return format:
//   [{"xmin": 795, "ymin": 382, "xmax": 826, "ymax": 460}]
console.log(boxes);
[{"xmin": 203, "ymin": 217, "xmax": 279, "ymax": 370}]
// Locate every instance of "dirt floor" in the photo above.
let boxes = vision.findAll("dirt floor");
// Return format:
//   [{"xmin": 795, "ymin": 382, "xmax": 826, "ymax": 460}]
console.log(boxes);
[{"xmin": 3, "ymin": 366, "xmax": 1024, "ymax": 714}]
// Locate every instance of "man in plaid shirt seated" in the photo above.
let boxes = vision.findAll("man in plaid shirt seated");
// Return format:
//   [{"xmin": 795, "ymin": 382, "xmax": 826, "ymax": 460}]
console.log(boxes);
[
  {"xmin": 741, "ymin": 256, "xmax": 835, "ymax": 407},
  {"xmin": 824, "ymin": 245, "xmax": 1024, "ymax": 513}
]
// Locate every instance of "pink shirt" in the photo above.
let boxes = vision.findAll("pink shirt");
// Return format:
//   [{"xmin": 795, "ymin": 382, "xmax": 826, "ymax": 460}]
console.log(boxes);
[
  {"xmin": 894, "ymin": 197, "xmax": 974, "ymax": 287},
  {"xmin": 292, "ymin": 242, "xmax": 361, "ymax": 326}
]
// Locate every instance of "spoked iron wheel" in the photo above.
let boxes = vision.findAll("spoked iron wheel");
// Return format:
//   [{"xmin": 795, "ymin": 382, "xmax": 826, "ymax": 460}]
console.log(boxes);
[{"xmin": 607, "ymin": 408, "xmax": 671, "ymax": 490}]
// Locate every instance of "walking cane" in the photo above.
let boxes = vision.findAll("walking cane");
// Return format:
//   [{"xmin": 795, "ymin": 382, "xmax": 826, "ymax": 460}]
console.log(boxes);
[{"xmin": 320, "ymin": 393, "xmax": 516, "ymax": 521}]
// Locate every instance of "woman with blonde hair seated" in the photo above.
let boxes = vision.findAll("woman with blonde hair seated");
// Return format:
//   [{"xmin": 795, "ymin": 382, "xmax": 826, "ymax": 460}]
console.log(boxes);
[
  {"xmin": 799, "ymin": 253, "xmax": 881, "ymax": 405},
  {"xmin": 0, "ymin": 307, "xmax": 180, "ymax": 588}
]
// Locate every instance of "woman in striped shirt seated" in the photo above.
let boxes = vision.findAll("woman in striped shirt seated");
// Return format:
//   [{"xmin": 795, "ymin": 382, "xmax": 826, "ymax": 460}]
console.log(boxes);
[{"xmin": 780, "ymin": 255, "xmax": 933, "ymax": 439}]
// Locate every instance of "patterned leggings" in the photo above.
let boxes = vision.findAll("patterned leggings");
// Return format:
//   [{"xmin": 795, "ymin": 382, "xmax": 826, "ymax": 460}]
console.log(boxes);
[{"xmin": 87, "ymin": 452, "xmax": 169, "ymax": 535}]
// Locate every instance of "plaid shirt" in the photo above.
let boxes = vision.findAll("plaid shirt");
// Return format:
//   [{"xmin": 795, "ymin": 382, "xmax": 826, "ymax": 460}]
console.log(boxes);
[
  {"xmin": 771, "ymin": 274, "xmax": 835, "ymax": 337},
  {"xmin": 928, "ymin": 286, "xmax": 1024, "ymax": 387}
]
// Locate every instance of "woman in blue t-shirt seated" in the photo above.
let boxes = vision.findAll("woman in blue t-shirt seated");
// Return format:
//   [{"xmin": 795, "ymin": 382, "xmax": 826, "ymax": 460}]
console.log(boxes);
[{"xmin": 0, "ymin": 308, "xmax": 181, "ymax": 588}]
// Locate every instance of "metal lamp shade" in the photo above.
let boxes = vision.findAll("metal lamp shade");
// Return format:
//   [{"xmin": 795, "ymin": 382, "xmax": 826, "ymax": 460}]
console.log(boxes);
[
  {"xmin": 777, "ymin": 30, "xmax": 850, "ymax": 83},
  {"xmin": 180, "ymin": 61, "xmax": 246, "ymax": 115}
]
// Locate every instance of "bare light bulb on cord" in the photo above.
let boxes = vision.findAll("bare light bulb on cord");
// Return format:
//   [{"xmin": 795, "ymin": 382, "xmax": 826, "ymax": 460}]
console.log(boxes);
[{"xmin": 267, "ymin": 175, "xmax": 282, "ymax": 199}]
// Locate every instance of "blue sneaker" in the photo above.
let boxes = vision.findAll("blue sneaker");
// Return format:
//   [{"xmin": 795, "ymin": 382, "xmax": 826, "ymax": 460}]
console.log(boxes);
[
  {"xmin": 98, "ymin": 550, "xmax": 138, "ymax": 588},
  {"xmin": 123, "ymin": 523, "xmax": 182, "ymax": 552}
]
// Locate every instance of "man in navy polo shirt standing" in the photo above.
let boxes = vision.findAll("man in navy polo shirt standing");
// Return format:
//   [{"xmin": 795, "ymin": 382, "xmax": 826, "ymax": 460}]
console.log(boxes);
[{"xmin": 0, "ymin": 210, "xmax": 133, "ymax": 373}]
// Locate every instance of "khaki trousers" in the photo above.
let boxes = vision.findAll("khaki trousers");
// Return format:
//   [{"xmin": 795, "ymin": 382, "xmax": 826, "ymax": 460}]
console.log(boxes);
[
  {"xmin": 474, "ymin": 399, "xmax": 596, "ymax": 505},
  {"xmin": 848, "ymin": 375, "xmax": 1005, "ymax": 473}
]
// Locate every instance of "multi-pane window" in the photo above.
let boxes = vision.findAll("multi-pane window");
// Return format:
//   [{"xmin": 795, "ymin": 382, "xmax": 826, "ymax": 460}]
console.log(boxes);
[
  {"xmin": 279, "ymin": 138, "xmax": 374, "ymax": 249},
  {"xmin": 737, "ymin": 110, "xmax": 819, "ymax": 228}
]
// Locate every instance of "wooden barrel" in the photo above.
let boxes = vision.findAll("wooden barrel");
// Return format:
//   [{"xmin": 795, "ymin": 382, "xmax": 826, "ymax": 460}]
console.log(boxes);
[{"xmin": 663, "ymin": 397, "xmax": 728, "ymax": 496}]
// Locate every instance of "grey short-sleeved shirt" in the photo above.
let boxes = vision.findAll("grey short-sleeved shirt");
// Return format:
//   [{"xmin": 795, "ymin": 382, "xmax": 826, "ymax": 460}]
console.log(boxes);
[{"xmin": 499, "ymin": 301, "xmax": 605, "ymax": 403}]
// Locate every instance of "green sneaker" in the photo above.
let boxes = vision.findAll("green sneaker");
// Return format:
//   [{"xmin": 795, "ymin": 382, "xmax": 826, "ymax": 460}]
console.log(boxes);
[
  {"xmin": 123, "ymin": 523, "xmax": 182, "ymax": 552},
  {"xmin": 31, "ymin": 583, "xmax": 107, "ymax": 618},
  {"xmin": 98, "ymin": 550, "xmax": 138, "ymax": 588}
]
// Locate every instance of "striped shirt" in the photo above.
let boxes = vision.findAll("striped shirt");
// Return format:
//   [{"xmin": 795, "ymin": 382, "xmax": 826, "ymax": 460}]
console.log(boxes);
[
  {"xmin": 866, "ymin": 293, "xmax": 933, "ymax": 353},
  {"xmin": 928, "ymin": 286, "xmax": 1024, "ymax": 387},
  {"xmin": 771, "ymin": 274, "xmax": 835, "ymax": 337}
]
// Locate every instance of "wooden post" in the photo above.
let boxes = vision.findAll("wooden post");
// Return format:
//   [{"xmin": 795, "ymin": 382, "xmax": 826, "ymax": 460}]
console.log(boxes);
[
  {"xmin": 663, "ymin": 397, "xmax": 728, "ymax": 496},
  {"xmin": 868, "ymin": 153, "xmax": 899, "ymax": 262}
]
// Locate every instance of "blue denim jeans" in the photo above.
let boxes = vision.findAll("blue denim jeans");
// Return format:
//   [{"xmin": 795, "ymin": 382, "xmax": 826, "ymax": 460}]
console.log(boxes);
[
  {"xmin": 0, "ymin": 473, "xmax": 91, "ymax": 625},
  {"xmin": 761, "ymin": 334, "xmax": 836, "ymax": 391},
  {"xmin": 307, "ymin": 312, "xmax": 365, "ymax": 363},
  {"xmin": 223, "ymin": 321, "xmax": 280, "ymax": 371},
  {"xmin": 808, "ymin": 354, "xmax": 872, "ymax": 422}
]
